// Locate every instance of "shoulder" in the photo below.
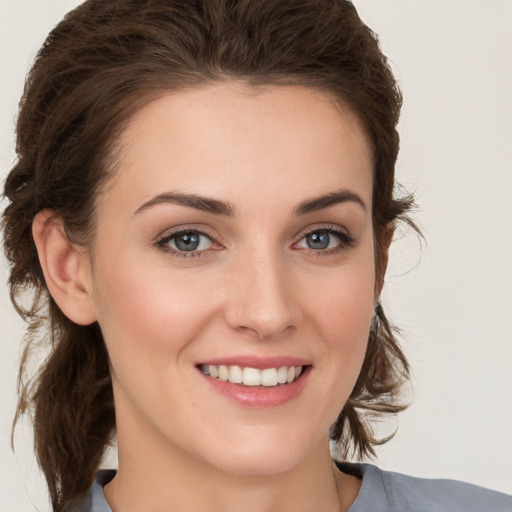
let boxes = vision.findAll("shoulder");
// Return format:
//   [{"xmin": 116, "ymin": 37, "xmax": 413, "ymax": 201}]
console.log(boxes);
[
  {"xmin": 337, "ymin": 462, "xmax": 512, "ymax": 512},
  {"xmin": 63, "ymin": 470, "xmax": 115, "ymax": 512}
]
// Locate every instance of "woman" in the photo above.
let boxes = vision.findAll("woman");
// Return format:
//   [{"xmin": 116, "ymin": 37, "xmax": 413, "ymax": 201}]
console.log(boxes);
[{"xmin": 2, "ymin": 1, "xmax": 511, "ymax": 511}]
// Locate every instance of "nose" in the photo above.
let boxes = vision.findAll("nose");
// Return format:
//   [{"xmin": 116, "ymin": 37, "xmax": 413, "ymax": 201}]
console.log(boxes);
[{"xmin": 224, "ymin": 248, "xmax": 302, "ymax": 340}]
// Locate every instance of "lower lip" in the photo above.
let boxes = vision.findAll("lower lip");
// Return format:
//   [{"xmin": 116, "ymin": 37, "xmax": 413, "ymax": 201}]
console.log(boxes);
[{"xmin": 199, "ymin": 366, "xmax": 311, "ymax": 408}]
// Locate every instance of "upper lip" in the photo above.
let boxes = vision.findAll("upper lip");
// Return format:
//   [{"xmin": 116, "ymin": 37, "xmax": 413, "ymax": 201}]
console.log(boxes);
[{"xmin": 197, "ymin": 355, "xmax": 311, "ymax": 369}]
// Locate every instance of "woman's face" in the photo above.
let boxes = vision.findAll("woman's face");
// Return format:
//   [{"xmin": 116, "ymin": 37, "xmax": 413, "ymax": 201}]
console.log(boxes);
[{"xmin": 86, "ymin": 83, "xmax": 377, "ymax": 475}]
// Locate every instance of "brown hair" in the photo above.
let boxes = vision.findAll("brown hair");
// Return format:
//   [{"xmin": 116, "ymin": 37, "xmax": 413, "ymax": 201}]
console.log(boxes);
[{"xmin": 3, "ymin": 0, "xmax": 414, "ymax": 509}]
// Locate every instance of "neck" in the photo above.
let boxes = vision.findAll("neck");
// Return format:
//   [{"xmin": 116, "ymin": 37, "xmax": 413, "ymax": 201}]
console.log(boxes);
[
  {"xmin": 105, "ymin": 442, "xmax": 360, "ymax": 512},
  {"xmin": 105, "ymin": 417, "xmax": 360, "ymax": 512}
]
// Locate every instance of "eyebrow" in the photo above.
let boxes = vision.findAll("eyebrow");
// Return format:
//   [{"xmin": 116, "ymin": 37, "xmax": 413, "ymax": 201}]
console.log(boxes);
[
  {"xmin": 133, "ymin": 188, "xmax": 366, "ymax": 217},
  {"xmin": 293, "ymin": 189, "xmax": 367, "ymax": 215},
  {"xmin": 133, "ymin": 192, "xmax": 236, "ymax": 217}
]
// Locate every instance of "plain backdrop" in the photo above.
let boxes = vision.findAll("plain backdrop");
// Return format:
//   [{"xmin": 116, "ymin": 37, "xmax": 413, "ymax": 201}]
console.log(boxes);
[{"xmin": 1, "ymin": 1, "xmax": 511, "ymax": 510}]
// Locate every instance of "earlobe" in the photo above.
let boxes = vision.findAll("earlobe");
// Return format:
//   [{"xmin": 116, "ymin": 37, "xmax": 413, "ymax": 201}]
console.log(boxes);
[{"xmin": 32, "ymin": 210, "xmax": 97, "ymax": 325}]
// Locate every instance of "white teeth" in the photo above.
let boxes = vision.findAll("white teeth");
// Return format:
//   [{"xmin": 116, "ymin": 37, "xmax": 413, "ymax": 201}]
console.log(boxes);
[
  {"xmin": 200, "ymin": 364, "xmax": 305, "ymax": 387},
  {"xmin": 218, "ymin": 365, "xmax": 229, "ymax": 381},
  {"xmin": 261, "ymin": 368, "xmax": 278, "ymax": 387},
  {"xmin": 229, "ymin": 365, "xmax": 243, "ymax": 384},
  {"xmin": 277, "ymin": 366, "xmax": 288, "ymax": 384},
  {"xmin": 243, "ymin": 367, "xmax": 261, "ymax": 386}
]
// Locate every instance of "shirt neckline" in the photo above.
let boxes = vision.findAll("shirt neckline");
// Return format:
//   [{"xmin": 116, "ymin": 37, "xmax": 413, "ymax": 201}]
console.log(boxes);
[{"xmin": 91, "ymin": 462, "xmax": 380, "ymax": 512}]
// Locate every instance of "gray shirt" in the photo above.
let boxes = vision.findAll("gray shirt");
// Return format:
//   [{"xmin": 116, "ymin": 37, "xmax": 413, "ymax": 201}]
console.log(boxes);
[{"xmin": 77, "ymin": 463, "xmax": 512, "ymax": 511}]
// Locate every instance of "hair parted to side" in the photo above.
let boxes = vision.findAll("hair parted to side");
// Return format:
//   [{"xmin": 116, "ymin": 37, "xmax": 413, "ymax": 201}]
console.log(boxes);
[{"xmin": 3, "ymin": 0, "xmax": 416, "ymax": 510}]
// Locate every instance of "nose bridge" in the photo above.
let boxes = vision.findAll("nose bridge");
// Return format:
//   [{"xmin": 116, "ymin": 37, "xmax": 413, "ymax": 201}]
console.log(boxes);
[{"xmin": 225, "ymin": 240, "xmax": 300, "ymax": 339}]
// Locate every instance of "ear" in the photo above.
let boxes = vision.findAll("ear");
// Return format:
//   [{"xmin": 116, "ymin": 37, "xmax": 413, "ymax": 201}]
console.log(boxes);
[
  {"xmin": 32, "ymin": 209, "xmax": 97, "ymax": 325},
  {"xmin": 374, "ymin": 223, "xmax": 394, "ymax": 302}
]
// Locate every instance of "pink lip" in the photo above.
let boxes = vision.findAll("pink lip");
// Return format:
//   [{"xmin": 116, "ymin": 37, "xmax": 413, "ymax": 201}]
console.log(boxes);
[
  {"xmin": 197, "ymin": 364, "xmax": 312, "ymax": 408},
  {"xmin": 197, "ymin": 355, "xmax": 311, "ymax": 369}
]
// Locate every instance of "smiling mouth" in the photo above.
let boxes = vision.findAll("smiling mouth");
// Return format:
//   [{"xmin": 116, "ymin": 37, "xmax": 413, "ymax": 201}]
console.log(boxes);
[{"xmin": 199, "ymin": 364, "xmax": 306, "ymax": 387}]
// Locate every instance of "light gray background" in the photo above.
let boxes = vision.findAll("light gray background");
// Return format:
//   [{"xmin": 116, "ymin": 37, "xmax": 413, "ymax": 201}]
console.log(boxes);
[{"xmin": 1, "ymin": 1, "xmax": 511, "ymax": 510}]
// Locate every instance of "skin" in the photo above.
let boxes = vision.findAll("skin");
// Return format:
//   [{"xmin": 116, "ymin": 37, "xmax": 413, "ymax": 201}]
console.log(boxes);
[{"xmin": 35, "ymin": 83, "xmax": 381, "ymax": 512}]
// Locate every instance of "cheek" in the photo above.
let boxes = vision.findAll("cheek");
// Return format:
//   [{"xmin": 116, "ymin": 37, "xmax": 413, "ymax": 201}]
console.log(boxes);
[
  {"xmin": 91, "ymin": 256, "xmax": 217, "ymax": 374},
  {"xmin": 91, "ymin": 259, "xmax": 219, "ymax": 439},
  {"xmin": 306, "ymin": 260, "xmax": 376, "ymax": 391},
  {"xmin": 308, "ymin": 259, "xmax": 376, "ymax": 339}
]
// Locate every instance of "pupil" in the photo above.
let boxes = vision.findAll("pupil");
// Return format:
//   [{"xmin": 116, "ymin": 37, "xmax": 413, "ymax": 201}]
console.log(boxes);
[
  {"xmin": 176, "ymin": 233, "xmax": 200, "ymax": 251},
  {"xmin": 306, "ymin": 231, "xmax": 330, "ymax": 250}
]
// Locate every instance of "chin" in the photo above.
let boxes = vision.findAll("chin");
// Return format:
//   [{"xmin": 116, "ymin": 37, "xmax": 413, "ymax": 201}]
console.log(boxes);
[
  {"xmin": 211, "ymin": 451, "xmax": 304, "ymax": 477},
  {"xmin": 197, "ymin": 425, "xmax": 322, "ymax": 477}
]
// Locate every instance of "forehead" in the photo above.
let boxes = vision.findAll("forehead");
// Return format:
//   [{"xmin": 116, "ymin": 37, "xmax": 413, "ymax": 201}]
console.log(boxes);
[{"xmin": 101, "ymin": 83, "xmax": 373, "ymax": 216}]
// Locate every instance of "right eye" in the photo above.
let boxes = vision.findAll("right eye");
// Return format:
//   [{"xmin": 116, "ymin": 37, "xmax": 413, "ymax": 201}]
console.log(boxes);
[{"xmin": 157, "ymin": 230, "xmax": 214, "ymax": 255}]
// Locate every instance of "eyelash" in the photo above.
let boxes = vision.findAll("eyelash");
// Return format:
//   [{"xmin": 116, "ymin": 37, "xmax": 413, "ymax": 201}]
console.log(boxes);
[
  {"xmin": 156, "ymin": 225, "xmax": 355, "ymax": 259},
  {"xmin": 294, "ymin": 225, "xmax": 356, "ymax": 256},
  {"xmin": 156, "ymin": 228, "xmax": 220, "ymax": 258}
]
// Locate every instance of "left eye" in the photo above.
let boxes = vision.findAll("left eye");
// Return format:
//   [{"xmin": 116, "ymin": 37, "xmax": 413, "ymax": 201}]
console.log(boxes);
[
  {"xmin": 296, "ymin": 230, "xmax": 343, "ymax": 251},
  {"xmin": 161, "ymin": 231, "xmax": 213, "ymax": 252}
]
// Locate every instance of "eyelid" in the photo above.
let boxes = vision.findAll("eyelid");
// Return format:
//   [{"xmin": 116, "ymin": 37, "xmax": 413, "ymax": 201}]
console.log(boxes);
[
  {"xmin": 155, "ymin": 225, "xmax": 223, "ymax": 257},
  {"xmin": 154, "ymin": 224, "xmax": 220, "ymax": 244},
  {"xmin": 292, "ymin": 224, "xmax": 356, "ymax": 252},
  {"xmin": 292, "ymin": 223, "xmax": 354, "ymax": 242},
  {"xmin": 154, "ymin": 223, "xmax": 355, "ymax": 258}
]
